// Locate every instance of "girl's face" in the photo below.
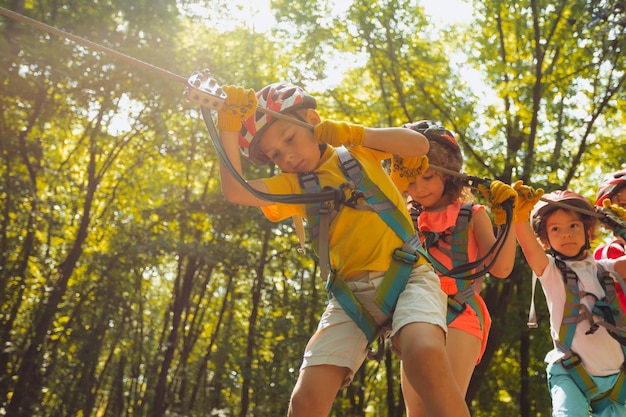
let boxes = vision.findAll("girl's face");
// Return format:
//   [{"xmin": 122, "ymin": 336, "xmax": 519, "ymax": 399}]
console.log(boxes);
[
  {"xmin": 406, "ymin": 169, "xmax": 447, "ymax": 211},
  {"xmin": 544, "ymin": 209, "xmax": 589, "ymax": 258},
  {"xmin": 258, "ymin": 114, "xmax": 321, "ymax": 173}
]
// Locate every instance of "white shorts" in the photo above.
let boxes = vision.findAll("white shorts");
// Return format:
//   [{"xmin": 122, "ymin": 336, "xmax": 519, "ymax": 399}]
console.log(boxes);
[{"xmin": 300, "ymin": 264, "xmax": 447, "ymax": 386}]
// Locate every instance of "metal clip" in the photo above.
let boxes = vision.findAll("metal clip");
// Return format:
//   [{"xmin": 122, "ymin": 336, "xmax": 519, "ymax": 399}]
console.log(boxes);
[
  {"xmin": 345, "ymin": 190, "xmax": 364, "ymax": 207},
  {"xmin": 184, "ymin": 69, "xmax": 227, "ymax": 109}
]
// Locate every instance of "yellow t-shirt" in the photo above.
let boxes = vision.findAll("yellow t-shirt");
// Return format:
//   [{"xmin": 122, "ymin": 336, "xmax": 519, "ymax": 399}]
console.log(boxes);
[{"xmin": 260, "ymin": 145, "xmax": 412, "ymax": 279}]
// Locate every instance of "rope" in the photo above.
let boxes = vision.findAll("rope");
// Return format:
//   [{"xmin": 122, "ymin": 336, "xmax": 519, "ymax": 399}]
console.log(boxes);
[
  {"xmin": 428, "ymin": 164, "xmax": 611, "ymax": 220},
  {"xmin": 200, "ymin": 107, "xmax": 341, "ymax": 205},
  {"xmin": 0, "ymin": 6, "xmax": 311, "ymax": 130},
  {"xmin": 0, "ymin": 6, "xmax": 186, "ymax": 84},
  {"xmin": 3, "ymin": 6, "xmax": 624, "ymax": 224}
]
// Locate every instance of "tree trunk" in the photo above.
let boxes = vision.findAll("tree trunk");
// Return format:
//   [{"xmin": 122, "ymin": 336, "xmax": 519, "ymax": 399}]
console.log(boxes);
[
  {"xmin": 0, "ymin": 86, "xmax": 46, "ymax": 404},
  {"xmin": 239, "ymin": 228, "xmax": 271, "ymax": 417},
  {"xmin": 5, "ymin": 111, "xmax": 101, "ymax": 415},
  {"xmin": 150, "ymin": 255, "xmax": 200, "ymax": 417}
]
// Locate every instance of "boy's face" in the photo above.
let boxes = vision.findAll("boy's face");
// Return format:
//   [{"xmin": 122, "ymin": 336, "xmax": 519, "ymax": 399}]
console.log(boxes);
[
  {"xmin": 257, "ymin": 111, "xmax": 321, "ymax": 173},
  {"xmin": 544, "ymin": 209, "xmax": 589, "ymax": 258}
]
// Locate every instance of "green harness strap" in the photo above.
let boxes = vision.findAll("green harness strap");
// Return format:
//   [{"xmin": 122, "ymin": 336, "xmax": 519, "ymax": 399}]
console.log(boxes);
[
  {"xmin": 415, "ymin": 204, "xmax": 487, "ymax": 328},
  {"xmin": 299, "ymin": 146, "xmax": 425, "ymax": 345},
  {"xmin": 555, "ymin": 259, "xmax": 626, "ymax": 408}
]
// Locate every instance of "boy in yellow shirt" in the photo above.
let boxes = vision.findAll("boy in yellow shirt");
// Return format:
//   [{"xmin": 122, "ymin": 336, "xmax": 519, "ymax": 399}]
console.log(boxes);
[{"xmin": 216, "ymin": 83, "xmax": 470, "ymax": 417}]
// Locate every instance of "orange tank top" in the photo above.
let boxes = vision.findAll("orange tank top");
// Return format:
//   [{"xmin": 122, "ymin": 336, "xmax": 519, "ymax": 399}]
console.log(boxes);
[{"xmin": 416, "ymin": 201, "xmax": 484, "ymax": 295}]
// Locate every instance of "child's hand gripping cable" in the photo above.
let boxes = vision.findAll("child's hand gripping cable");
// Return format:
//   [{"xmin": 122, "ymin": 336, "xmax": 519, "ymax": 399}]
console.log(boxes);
[
  {"xmin": 599, "ymin": 198, "xmax": 626, "ymax": 241},
  {"xmin": 389, "ymin": 155, "xmax": 429, "ymax": 193},
  {"xmin": 313, "ymin": 120, "xmax": 365, "ymax": 147},
  {"xmin": 217, "ymin": 85, "xmax": 258, "ymax": 131},
  {"xmin": 477, "ymin": 180, "xmax": 518, "ymax": 226},
  {"xmin": 513, "ymin": 180, "xmax": 545, "ymax": 222}
]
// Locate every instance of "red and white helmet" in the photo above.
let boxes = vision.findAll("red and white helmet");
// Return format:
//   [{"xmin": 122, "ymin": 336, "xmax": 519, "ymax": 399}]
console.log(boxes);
[
  {"xmin": 239, "ymin": 82, "xmax": 316, "ymax": 166},
  {"xmin": 530, "ymin": 190, "xmax": 593, "ymax": 235},
  {"xmin": 595, "ymin": 168, "xmax": 626, "ymax": 206}
]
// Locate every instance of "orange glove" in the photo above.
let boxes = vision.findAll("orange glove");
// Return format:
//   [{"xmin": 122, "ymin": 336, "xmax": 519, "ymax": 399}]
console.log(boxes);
[
  {"xmin": 217, "ymin": 85, "xmax": 257, "ymax": 131},
  {"xmin": 313, "ymin": 120, "xmax": 365, "ymax": 147}
]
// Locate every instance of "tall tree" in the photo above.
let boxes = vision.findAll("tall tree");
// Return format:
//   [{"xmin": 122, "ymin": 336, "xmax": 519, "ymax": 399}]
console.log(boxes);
[
  {"xmin": 3, "ymin": 0, "xmax": 625, "ymax": 415},
  {"xmin": 464, "ymin": 1, "xmax": 626, "ymax": 415}
]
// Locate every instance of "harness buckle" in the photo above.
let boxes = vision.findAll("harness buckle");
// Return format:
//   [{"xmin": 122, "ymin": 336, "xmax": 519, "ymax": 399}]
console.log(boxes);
[
  {"xmin": 345, "ymin": 190, "xmax": 364, "ymax": 207},
  {"xmin": 561, "ymin": 353, "xmax": 582, "ymax": 370},
  {"xmin": 447, "ymin": 296, "xmax": 467, "ymax": 314},
  {"xmin": 392, "ymin": 248, "xmax": 418, "ymax": 265}
]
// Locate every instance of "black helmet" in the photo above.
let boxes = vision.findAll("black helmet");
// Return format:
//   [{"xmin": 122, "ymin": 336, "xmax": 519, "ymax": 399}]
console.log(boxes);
[{"xmin": 403, "ymin": 120, "xmax": 461, "ymax": 161}]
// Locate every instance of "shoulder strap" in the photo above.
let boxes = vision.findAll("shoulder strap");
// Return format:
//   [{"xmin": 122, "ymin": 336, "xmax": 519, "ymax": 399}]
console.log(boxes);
[
  {"xmin": 412, "ymin": 205, "xmax": 489, "ymax": 327},
  {"xmin": 447, "ymin": 204, "xmax": 488, "ymax": 327},
  {"xmin": 592, "ymin": 265, "xmax": 626, "ymax": 344},
  {"xmin": 532, "ymin": 259, "xmax": 626, "ymax": 407},
  {"xmin": 298, "ymin": 172, "xmax": 336, "ymax": 285},
  {"xmin": 334, "ymin": 147, "xmax": 426, "ymax": 314},
  {"xmin": 299, "ymin": 147, "xmax": 428, "ymax": 349},
  {"xmin": 528, "ymin": 259, "xmax": 590, "ymax": 337},
  {"xmin": 335, "ymin": 147, "xmax": 416, "ymax": 244},
  {"xmin": 554, "ymin": 259, "xmax": 626, "ymax": 345},
  {"xmin": 555, "ymin": 259, "xmax": 591, "ymax": 349},
  {"xmin": 440, "ymin": 203, "xmax": 473, "ymax": 268},
  {"xmin": 418, "ymin": 203, "xmax": 491, "ymax": 281}
]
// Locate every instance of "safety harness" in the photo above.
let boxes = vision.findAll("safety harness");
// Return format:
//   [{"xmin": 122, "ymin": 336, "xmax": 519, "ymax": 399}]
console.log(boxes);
[
  {"xmin": 529, "ymin": 258, "xmax": 626, "ymax": 409},
  {"xmin": 298, "ymin": 146, "xmax": 427, "ymax": 356},
  {"xmin": 411, "ymin": 203, "xmax": 487, "ymax": 327}
]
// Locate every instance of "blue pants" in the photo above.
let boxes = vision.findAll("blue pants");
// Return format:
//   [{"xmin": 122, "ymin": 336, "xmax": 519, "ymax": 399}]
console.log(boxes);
[{"xmin": 547, "ymin": 362, "xmax": 626, "ymax": 417}]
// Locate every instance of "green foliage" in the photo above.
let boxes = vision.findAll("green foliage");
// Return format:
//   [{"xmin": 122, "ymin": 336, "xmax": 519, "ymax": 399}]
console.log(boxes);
[
  {"xmin": 467, "ymin": 0, "xmax": 626, "ymax": 186},
  {"xmin": 1, "ymin": 0, "xmax": 626, "ymax": 416}
]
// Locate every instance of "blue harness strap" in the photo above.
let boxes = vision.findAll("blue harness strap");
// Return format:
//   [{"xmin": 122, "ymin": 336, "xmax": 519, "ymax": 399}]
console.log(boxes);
[
  {"xmin": 554, "ymin": 259, "xmax": 626, "ymax": 408},
  {"xmin": 415, "ymin": 203, "xmax": 487, "ymax": 328},
  {"xmin": 334, "ymin": 147, "xmax": 424, "ymax": 318},
  {"xmin": 299, "ymin": 146, "xmax": 426, "ymax": 346},
  {"xmin": 325, "ymin": 274, "xmax": 380, "ymax": 343}
]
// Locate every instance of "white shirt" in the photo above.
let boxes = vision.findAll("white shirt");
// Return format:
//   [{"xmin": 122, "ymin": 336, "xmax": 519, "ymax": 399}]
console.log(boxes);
[{"xmin": 538, "ymin": 254, "xmax": 624, "ymax": 376}]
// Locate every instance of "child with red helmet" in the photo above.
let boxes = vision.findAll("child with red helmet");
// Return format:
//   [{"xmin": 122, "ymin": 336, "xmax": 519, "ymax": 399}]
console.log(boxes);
[
  {"xmin": 216, "ymin": 85, "xmax": 470, "ymax": 417},
  {"xmin": 393, "ymin": 121, "xmax": 525, "ymax": 413},
  {"xmin": 516, "ymin": 189, "xmax": 626, "ymax": 416},
  {"xmin": 594, "ymin": 169, "xmax": 626, "ymax": 312}
]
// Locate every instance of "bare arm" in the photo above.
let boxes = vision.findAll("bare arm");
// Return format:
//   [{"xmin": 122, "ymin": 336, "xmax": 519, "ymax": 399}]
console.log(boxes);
[
  {"xmin": 218, "ymin": 131, "xmax": 272, "ymax": 207},
  {"xmin": 614, "ymin": 255, "xmax": 626, "ymax": 279},
  {"xmin": 515, "ymin": 220, "xmax": 549, "ymax": 276},
  {"xmin": 472, "ymin": 209, "xmax": 517, "ymax": 278},
  {"xmin": 362, "ymin": 127, "xmax": 429, "ymax": 157}
]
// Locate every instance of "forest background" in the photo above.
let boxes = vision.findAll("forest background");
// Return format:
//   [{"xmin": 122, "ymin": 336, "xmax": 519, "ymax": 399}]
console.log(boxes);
[{"xmin": 1, "ymin": 0, "xmax": 626, "ymax": 416}]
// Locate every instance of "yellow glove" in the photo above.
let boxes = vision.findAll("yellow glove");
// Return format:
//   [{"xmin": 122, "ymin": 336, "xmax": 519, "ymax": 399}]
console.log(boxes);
[
  {"xmin": 603, "ymin": 198, "xmax": 626, "ymax": 221},
  {"xmin": 313, "ymin": 120, "xmax": 365, "ymax": 147},
  {"xmin": 390, "ymin": 155, "xmax": 429, "ymax": 192},
  {"xmin": 513, "ymin": 180, "xmax": 544, "ymax": 222},
  {"xmin": 217, "ymin": 85, "xmax": 257, "ymax": 131},
  {"xmin": 477, "ymin": 180, "xmax": 517, "ymax": 226}
]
